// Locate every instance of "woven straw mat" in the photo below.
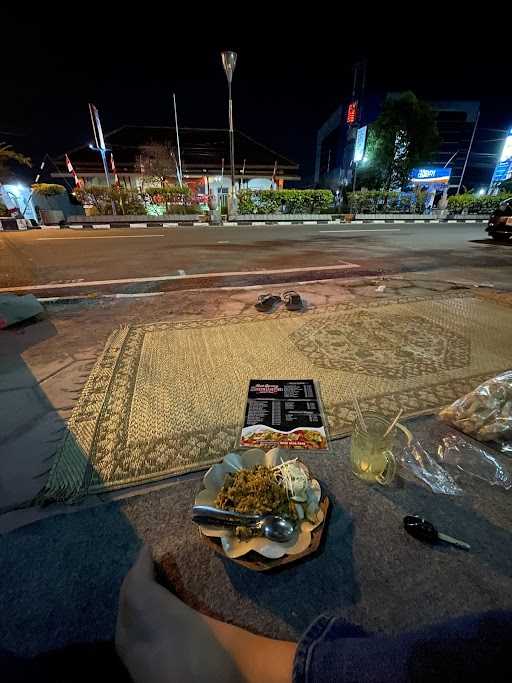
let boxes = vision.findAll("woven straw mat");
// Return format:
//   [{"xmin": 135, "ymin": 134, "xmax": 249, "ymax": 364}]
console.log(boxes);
[{"xmin": 39, "ymin": 291, "xmax": 512, "ymax": 502}]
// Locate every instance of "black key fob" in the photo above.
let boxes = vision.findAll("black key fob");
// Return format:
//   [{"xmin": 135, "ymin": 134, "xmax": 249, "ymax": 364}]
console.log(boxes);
[{"xmin": 403, "ymin": 515, "xmax": 438, "ymax": 543}]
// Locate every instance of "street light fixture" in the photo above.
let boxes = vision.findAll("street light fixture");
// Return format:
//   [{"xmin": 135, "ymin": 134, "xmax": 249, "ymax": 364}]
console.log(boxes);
[{"xmin": 221, "ymin": 50, "xmax": 237, "ymax": 215}]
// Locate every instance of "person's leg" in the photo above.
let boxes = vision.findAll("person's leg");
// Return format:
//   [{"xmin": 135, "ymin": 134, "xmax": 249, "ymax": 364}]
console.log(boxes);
[{"xmin": 116, "ymin": 545, "xmax": 295, "ymax": 683}]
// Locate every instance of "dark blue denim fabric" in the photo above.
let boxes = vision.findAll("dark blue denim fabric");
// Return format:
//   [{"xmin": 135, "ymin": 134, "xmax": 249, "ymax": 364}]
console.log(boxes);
[{"xmin": 293, "ymin": 611, "xmax": 512, "ymax": 682}]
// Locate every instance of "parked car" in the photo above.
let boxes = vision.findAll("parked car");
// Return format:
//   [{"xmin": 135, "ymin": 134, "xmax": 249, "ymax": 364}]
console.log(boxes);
[{"xmin": 487, "ymin": 197, "xmax": 512, "ymax": 241}]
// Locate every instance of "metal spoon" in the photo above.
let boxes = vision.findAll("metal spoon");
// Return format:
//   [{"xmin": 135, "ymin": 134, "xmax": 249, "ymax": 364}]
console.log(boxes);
[{"xmin": 192, "ymin": 505, "xmax": 297, "ymax": 543}]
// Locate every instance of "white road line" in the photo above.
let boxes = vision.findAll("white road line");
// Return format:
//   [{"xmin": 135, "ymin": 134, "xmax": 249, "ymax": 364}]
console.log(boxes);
[
  {"xmin": 36, "ymin": 234, "xmax": 166, "ymax": 240},
  {"xmin": 39, "ymin": 274, "xmax": 385, "ymax": 301},
  {"xmin": 39, "ymin": 292, "xmax": 165, "ymax": 302},
  {"xmin": 0, "ymin": 262, "xmax": 360, "ymax": 292},
  {"xmin": 319, "ymin": 228, "xmax": 401, "ymax": 233}
]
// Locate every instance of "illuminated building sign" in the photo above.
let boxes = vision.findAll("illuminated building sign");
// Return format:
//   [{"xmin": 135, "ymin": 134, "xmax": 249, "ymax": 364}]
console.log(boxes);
[
  {"xmin": 346, "ymin": 101, "xmax": 358, "ymax": 125},
  {"xmin": 410, "ymin": 167, "xmax": 452, "ymax": 185},
  {"xmin": 490, "ymin": 127, "xmax": 512, "ymax": 188},
  {"xmin": 500, "ymin": 128, "xmax": 512, "ymax": 162},
  {"xmin": 353, "ymin": 126, "xmax": 367, "ymax": 162}
]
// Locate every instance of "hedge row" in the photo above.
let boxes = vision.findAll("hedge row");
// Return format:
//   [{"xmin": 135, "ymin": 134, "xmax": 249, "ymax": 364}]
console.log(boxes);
[
  {"xmin": 447, "ymin": 193, "xmax": 511, "ymax": 215},
  {"xmin": 74, "ymin": 184, "xmax": 196, "ymax": 216},
  {"xmin": 347, "ymin": 190, "xmax": 427, "ymax": 214},
  {"xmin": 238, "ymin": 189, "xmax": 333, "ymax": 214}
]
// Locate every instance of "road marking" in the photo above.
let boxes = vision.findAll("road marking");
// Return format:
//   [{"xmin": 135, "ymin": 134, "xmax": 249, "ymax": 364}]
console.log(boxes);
[
  {"xmin": 38, "ymin": 274, "xmax": 386, "ymax": 302},
  {"xmin": 319, "ymin": 228, "xmax": 401, "ymax": 233},
  {"xmin": 36, "ymin": 234, "xmax": 166, "ymax": 240},
  {"xmin": 39, "ymin": 292, "xmax": 166, "ymax": 302},
  {"xmin": 0, "ymin": 262, "xmax": 360, "ymax": 292}
]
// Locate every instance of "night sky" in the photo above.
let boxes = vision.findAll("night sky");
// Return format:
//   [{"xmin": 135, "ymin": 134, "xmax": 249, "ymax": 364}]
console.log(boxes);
[{"xmin": 2, "ymin": 11, "xmax": 511, "ymax": 184}]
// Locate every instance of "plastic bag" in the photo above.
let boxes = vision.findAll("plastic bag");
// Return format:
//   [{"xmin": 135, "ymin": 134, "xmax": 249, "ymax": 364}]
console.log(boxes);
[
  {"xmin": 439, "ymin": 371, "xmax": 512, "ymax": 449},
  {"xmin": 398, "ymin": 440, "xmax": 463, "ymax": 495},
  {"xmin": 437, "ymin": 435, "xmax": 512, "ymax": 490}
]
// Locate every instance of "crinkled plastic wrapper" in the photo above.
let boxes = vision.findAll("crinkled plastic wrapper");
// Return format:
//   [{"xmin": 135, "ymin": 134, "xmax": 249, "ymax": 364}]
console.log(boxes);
[{"xmin": 439, "ymin": 371, "xmax": 512, "ymax": 452}]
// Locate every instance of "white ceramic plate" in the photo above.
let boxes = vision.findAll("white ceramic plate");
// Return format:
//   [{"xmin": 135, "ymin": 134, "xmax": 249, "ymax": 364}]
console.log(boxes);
[{"xmin": 194, "ymin": 447, "xmax": 324, "ymax": 559}]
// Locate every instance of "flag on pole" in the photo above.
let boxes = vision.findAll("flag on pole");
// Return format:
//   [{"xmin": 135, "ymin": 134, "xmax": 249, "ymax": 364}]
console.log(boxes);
[
  {"xmin": 272, "ymin": 160, "xmax": 278, "ymax": 188},
  {"xmin": 65, "ymin": 154, "xmax": 82, "ymax": 188},
  {"xmin": 110, "ymin": 152, "xmax": 120, "ymax": 186},
  {"xmin": 88, "ymin": 103, "xmax": 106, "ymax": 150}
]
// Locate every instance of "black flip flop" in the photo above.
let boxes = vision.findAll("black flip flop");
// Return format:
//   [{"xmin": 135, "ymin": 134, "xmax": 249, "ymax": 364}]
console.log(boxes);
[
  {"xmin": 282, "ymin": 290, "xmax": 303, "ymax": 311},
  {"xmin": 255, "ymin": 293, "xmax": 282, "ymax": 312}
]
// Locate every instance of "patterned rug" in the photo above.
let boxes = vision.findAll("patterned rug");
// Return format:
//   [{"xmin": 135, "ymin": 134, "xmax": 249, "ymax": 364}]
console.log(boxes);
[{"xmin": 39, "ymin": 291, "xmax": 512, "ymax": 503}]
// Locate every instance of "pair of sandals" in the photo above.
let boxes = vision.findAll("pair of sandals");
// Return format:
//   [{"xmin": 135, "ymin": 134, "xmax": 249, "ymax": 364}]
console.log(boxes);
[{"xmin": 255, "ymin": 290, "xmax": 303, "ymax": 313}]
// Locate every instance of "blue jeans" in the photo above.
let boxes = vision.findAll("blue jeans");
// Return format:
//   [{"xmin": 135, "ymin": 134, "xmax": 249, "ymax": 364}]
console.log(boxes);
[{"xmin": 293, "ymin": 611, "xmax": 512, "ymax": 682}]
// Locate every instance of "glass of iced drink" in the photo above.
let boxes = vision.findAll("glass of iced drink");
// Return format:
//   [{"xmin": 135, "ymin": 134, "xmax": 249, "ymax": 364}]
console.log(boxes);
[{"xmin": 351, "ymin": 412, "xmax": 409, "ymax": 485}]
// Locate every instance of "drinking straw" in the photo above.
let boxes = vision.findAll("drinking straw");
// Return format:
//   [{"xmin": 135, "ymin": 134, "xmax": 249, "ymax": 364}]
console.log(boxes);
[
  {"xmin": 352, "ymin": 394, "xmax": 368, "ymax": 433},
  {"xmin": 383, "ymin": 408, "xmax": 403, "ymax": 438}
]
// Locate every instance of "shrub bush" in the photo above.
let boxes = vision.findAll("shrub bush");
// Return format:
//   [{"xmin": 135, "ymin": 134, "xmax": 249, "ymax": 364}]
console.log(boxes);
[
  {"xmin": 31, "ymin": 183, "xmax": 66, "ymax": 197},
  {"xmin": 237, "ymin": 189, "xmax": 333, "ymax": 214},
  {"xmin": 447, "ymin": 193, "xmax": 510, "ymax": 215},
  {"xmin": 75, "ymin": 183, "xmax": 196, "ymax": 216},
  {"xmin": 347, "ymin": 190, "xmax": 426, "ymax": 214},
  {"xmin": 0, "ymin": 201, "xmax": 9, "ymax": 217}
]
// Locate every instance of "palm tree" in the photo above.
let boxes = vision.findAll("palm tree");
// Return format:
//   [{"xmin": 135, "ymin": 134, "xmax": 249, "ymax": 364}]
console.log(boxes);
[{"xmin": 0, "ymin": 142, "xmax": 31, "ymax": 181}]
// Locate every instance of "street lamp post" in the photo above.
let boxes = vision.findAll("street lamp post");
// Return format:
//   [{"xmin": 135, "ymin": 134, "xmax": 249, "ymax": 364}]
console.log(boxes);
[{"xmin": 221, "ymin": 50, "xmax": 237, "ymax": 216}]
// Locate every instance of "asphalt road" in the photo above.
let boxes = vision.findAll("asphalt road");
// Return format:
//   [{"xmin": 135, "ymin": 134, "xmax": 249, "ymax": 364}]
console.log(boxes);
[{"xmin": 1, "ymin": 222, "xmax": 511, "ymax": 297}]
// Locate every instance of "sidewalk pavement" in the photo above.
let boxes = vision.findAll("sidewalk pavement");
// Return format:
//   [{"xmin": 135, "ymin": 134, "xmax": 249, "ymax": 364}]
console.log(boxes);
[{"xmin": 0, "ymin": 275, "xmax": 474, "ymax": 534}]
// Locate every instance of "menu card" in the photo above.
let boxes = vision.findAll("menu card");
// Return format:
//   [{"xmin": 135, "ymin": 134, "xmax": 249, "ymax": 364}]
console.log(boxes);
[{"xmin": 240, "ymin": 380, "xmax": 328, "ymax": 450}]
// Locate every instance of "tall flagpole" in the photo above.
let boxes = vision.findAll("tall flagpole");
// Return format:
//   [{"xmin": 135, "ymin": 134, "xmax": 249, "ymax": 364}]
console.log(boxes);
[
  {"xmin": 88, "ymin": 103, "xmax": 116, "ymax": 215},
  {"xmin": 173, "ymin": 93, "xmax": 183, "ymax": 187},
  {"xmin": 457, "ymin": 110, "xmax": 480, "ymax": 195}
]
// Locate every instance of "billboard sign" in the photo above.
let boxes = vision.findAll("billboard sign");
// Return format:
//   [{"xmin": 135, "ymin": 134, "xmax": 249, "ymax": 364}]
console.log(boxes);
[
  {"xmin": 346, "ymin": 101, "xmax": 358, "ymax": 125},
  {"xmin": 353, "ymin": 125, "xmax": 367, "ymax": 162},
  {"xmin": 410, "ymin": 167, "xmax": 452, "ymax": 185},
  {"xmin": 499, "ymin": 128, "xmax": 512, "ymax": 162},
  {"xmin": 490, "ymin": 127, "xmax": 512, "ymax": 189}
]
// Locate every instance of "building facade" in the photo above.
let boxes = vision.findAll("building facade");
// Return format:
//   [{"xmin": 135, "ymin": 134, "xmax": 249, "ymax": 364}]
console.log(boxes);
[
  {"xmin": 314, "ymin": 96, "xmax": 499, "ymax": 194},
  {"xmin": 53, "ymin": 126, "xmax": 299, "ymax": 197}
]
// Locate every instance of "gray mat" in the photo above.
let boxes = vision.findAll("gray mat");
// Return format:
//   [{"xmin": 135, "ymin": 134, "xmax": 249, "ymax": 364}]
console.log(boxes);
[{"xmin": 1, "ymin": 417, "xmax": 511, "ymax": 657}]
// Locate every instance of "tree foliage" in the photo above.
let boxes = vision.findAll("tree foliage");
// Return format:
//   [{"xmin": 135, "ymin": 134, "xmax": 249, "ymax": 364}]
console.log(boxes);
[
  {"xmin": 499, "ymin": 178, "xmax": 512, "ymax": 194},
  {"xmin": 369, "ymin": 92, "xmax": 440, "ymax": 190},
  {"xmin": 0, "ymin": 142, "xmax": 31, "ymax": 181},
  {"xmin": 138, "ymin": 143, "xmax": 179, "ymax": 188}
]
